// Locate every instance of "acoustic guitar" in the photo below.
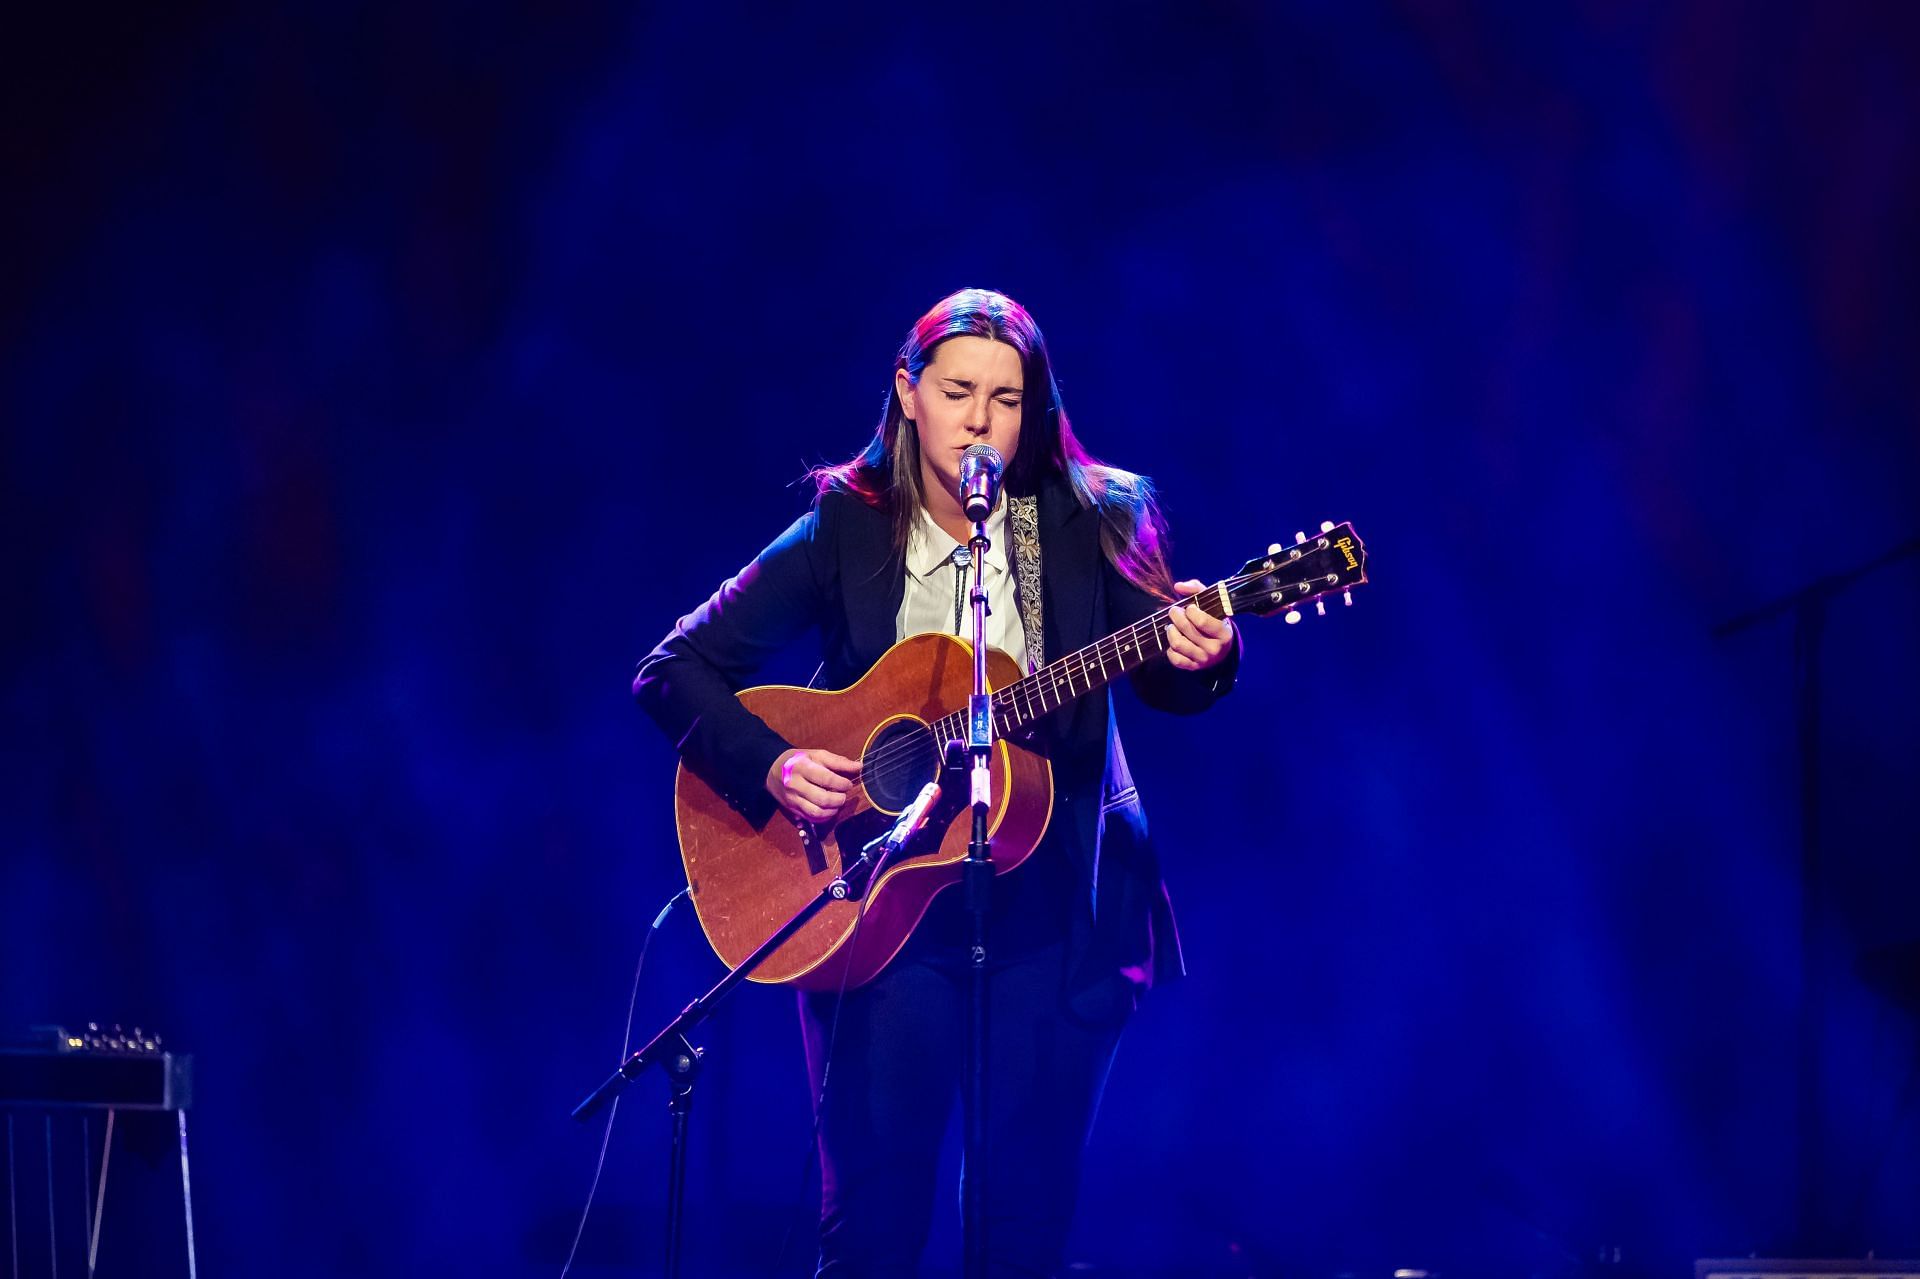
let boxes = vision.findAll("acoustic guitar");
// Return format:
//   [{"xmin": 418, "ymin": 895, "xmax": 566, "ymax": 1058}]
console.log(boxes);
[{"xmin": 674, "ymin": 522, "xmax": 1369, "ymax": 989}]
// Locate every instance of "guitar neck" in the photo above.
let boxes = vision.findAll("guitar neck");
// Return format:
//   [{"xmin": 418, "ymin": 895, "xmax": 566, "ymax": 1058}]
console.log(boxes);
[
  {"xmin": 925, "ymin": 587, "xmax": 1233, "ymax": 744},
  {"xmin": 916, "ymin": 520, "xmax": 1368, "ymax": 745}
]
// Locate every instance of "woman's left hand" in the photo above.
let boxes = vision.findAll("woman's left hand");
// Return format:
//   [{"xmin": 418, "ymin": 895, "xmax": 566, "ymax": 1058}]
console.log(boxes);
[{"xmin": 1165, "ymin": 579, "xmax": 1237, "ymax": 672}]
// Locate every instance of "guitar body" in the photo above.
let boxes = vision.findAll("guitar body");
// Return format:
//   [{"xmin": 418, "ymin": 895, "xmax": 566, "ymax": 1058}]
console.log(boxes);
[{"xmin": 674, "ymin": 633, "xmax": 1053, "ymax": 990}]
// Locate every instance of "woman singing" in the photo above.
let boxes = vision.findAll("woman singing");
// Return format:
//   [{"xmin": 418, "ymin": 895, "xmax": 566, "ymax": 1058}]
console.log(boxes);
[{"xmin": 634, "ymin": 286, "xmax": 1238, "ymax": 1277}]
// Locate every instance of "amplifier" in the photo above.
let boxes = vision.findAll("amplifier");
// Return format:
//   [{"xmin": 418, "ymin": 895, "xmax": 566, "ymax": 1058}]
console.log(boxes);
[
  {"xmin": 3, "ymin": 1023, "xmax": 199, "ymax": 1276},
  {"xmin": 0, "ymin": 1024, "xmax": 193, "ymax": 1110}
]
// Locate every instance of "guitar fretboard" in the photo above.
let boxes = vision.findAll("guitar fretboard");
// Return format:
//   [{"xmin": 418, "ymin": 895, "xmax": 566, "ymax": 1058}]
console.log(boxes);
[{"xmin": 923, "ymin": 586, "xmax": 1233, "ymax": 745}]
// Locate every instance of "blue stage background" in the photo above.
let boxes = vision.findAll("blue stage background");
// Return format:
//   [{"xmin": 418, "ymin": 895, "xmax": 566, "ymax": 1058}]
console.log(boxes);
[{"xmin": 4, "ymin": 4, "xmax": 1918, "ymax": 1275}]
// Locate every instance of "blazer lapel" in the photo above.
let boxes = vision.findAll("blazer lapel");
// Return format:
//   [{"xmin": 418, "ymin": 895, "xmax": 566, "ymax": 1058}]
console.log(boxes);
[{"xmin": 838, "ymin": 499, "xmax": 906, "ymax": 677}]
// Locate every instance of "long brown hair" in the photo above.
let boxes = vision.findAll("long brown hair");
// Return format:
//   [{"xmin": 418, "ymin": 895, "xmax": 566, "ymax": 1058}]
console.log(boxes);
[{"xmin": 810, "ymin": 287, "xmax": 1176, "ymax": 600}]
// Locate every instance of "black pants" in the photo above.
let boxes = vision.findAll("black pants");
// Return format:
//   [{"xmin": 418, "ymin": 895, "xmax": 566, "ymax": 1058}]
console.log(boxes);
[{"xmin": 798, "ymin": 866, "xmax": 1128, "ymax": 1279}]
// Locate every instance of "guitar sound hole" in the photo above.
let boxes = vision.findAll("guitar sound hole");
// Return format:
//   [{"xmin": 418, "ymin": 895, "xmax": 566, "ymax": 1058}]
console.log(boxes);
[{"xmin": 863, "ymin": 719, "xmax": 939, "ymax": 812}]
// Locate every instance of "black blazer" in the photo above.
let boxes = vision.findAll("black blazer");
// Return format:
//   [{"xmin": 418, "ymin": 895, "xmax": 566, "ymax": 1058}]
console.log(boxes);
[{"xmin": 634, "ymin": 472, "xmax": 1237, "ymax": 1010}]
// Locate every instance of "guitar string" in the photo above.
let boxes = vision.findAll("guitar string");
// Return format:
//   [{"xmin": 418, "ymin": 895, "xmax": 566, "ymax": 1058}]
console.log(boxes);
[
  {"xmin": 850, "ymin": 584, "xmax": 1242, "ymax": 793},
  {"xmin": 851, "ymin": 606, "xmax": 1175, "ymax": 795},
  {"xmin": 851, "ymin": 584, "xmax": 1239, "ymax": 797},
  {"xmin": 848, "ymin": 552, "xmax": 1353, "ymax": 793},
  {"xmin": 846, "ymin": 555, "xmax": 1347, "ymax": 808}
]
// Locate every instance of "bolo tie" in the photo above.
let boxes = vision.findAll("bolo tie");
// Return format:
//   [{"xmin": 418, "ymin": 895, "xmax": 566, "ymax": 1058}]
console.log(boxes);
[{"xmin": 949, "ymin": 545, "xmax": 973, "ymax": 636}]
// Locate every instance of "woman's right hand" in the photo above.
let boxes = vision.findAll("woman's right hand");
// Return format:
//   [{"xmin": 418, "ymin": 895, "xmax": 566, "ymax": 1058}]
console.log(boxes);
[{"xmin": 766, "ymin": 747, "xmax": 862, "ymax": 824}]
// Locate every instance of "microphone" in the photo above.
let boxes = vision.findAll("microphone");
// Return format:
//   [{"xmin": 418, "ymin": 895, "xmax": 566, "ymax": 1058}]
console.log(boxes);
[
  {"xmin": 837, "ymin": 780, "xmax": 942, "ymax": 901},
  {"xmin": 872, "ymin": 781, "xmax": 942, "ymax": 864},
  {"xmin": 958, "ymin": 444, "xmax": 1003, "ymax": 523}
]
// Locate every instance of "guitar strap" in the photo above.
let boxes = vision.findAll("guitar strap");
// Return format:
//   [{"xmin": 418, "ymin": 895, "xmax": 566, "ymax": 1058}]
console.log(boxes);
[{"xmin": 1007, "ymin": 493, "xmax": 1045, "ymax": 671}]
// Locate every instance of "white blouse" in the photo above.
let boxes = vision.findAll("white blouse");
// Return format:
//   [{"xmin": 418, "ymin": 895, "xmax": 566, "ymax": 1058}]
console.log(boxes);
[{"xmin": 893, "ymin": 497, "xmax": 1030, "ymax": 673}]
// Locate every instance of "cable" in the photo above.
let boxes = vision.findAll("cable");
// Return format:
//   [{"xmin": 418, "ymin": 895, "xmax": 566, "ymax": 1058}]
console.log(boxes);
[{"xmin": 558, "ymin": 886, "xmax": 689, "ymax": 1279}]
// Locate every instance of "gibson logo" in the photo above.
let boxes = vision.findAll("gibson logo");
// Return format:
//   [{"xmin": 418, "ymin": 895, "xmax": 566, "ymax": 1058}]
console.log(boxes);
[{"xmin": 1335, "ymin": 536, "xmax": 1358, "ymax": 571}]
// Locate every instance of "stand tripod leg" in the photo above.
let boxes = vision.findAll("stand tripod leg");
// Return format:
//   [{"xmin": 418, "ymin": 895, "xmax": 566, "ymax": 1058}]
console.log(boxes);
[
  {"xmin": 665, "ymin": 1094, "xmax": 688, "ymax": 1279},
  {"xmin": 177, "ymin": 1111, "xmax": 197, "ymax": 1279},
  {"xmin": 86, "ymin": 1111, "xmax": 113, "ymax": 1279},
  {"xmin": 662, "ymin": 1039, "xmax": 700, "ymax": 1279}
]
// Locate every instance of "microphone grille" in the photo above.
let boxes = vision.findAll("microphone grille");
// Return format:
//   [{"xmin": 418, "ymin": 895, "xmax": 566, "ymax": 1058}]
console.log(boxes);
[{"xmin": 960, "ymin": 443, "xmax": 1003, "ymax": 472}]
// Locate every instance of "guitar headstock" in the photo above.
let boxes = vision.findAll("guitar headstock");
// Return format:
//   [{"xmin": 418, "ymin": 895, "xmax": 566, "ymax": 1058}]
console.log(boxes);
[{"xmin": 1222, "ymin": 521, "xmax": 1368, "ymax": 622}]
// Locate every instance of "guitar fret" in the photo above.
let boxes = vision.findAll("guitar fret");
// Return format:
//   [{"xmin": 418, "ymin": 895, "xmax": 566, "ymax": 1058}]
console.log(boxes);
[{"xmin": 983, "ymin": 598, "xmax": 1208, "ymax": 737}]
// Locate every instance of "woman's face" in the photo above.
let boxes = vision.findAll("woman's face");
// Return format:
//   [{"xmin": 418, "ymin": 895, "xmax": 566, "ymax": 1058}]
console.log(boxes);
[{"xmin": 896, "ymin": 335, "xmax": 1025, "ymax": 514}]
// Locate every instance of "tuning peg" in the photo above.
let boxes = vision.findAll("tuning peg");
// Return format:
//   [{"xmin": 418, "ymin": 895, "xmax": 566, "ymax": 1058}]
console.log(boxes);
[
  {"xmin": 1294, "ymin": 531, "xmax": 1307, "ymax": 545},
  {"xmin": 1267, "ymin": 542, "xmax": 1283, "ymax": 556},
  {"xmin": 1315, "ymin": 600, "xmax": 1326, "ymax": 616},
  {"xmin": 1284, "ymin": 609, "xmax": 1302, "ymax": 624},
  {"xmin": 1342, "ymin": 590, "xmax": 1353, "ymax": 606},
  {"xmin": 1320, "ymin": 520, "xmax": 1335, "ymax": 533}
]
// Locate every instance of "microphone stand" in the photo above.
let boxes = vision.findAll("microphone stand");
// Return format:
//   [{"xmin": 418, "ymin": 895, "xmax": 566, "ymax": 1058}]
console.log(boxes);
[
  {"xmin": 961, "ymin": 510, "xmax": 995, "ymax": 1279},
  {"xmin": 569, "ymin": 787, "xmax": 938, "ymax": 1279}
]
